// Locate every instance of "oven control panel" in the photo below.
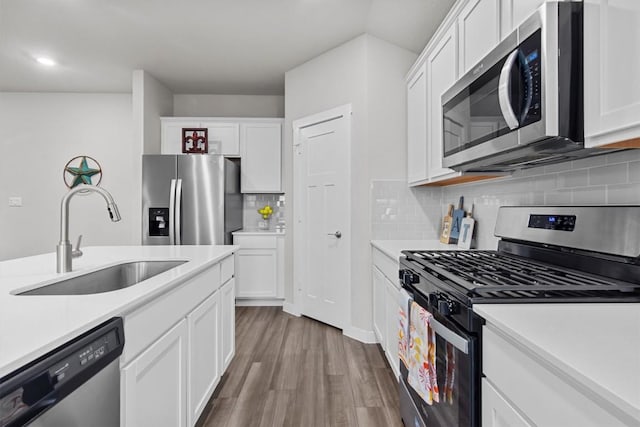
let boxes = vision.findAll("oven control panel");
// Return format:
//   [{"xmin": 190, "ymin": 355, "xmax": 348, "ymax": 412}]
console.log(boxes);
[{"xmin": 528, "ymin": 214, "xmax": 576, "ymax": 231}]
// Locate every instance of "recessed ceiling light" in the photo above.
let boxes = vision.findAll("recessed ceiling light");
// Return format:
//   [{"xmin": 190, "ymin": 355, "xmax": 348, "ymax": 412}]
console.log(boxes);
[{"xmin": 35, "ymin": 57, "xmax": 56, "ymax": 66}]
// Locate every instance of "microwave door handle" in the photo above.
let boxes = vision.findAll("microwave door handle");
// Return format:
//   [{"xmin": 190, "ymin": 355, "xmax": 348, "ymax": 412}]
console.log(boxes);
[
  {"xmin": 498, "ymin": 49, "xmax": 520, "ymax": 130},
  {"xmin": 169, "ymin": 178, "xmax": 177, "ymax": 245}
]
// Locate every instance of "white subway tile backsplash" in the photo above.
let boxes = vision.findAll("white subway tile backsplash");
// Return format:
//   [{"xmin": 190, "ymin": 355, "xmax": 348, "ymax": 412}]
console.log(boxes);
[
  {"xmin": 607, "ymin": 183, "xmax": 640, "ymax": 204},
  {"xmin": 572, "ymin": 186, "xmax": 606, "ymax": 204},
  {"xmin": 557, "ymin": 169, "xmax": 588, "ymax": 189},
  {"xmin": 589, "ymin": 164, "xmax": 627, "ymax": 186},
  {"xmin": 371, "ymin": 151, "xmax": 640, "ymax": 244},
  {"xmin": 629, "ymin": 161, "xmax": 640, "ymax": 183},
  {"xmin": 605, "ymin": 149, "xmax": 640, "ymax": 165},
  {"xmin": 571, "ymin": 156, "xmax": 607, "ymax": 170}
]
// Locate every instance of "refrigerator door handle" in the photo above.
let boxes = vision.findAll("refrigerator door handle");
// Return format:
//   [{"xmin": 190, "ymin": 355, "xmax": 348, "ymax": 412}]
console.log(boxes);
[
  {"xmin": 169, "ymin": 179, "xmax": 177, "ymax": 245},
  {"xmin": 175, "ymin": 178, "xmax": 183, "ymax": 245}
]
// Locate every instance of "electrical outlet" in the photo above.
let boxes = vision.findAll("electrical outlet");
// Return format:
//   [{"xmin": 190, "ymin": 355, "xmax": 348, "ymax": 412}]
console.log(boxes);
[{"xmin": 8, "ymin": 197, "xmax": 22, "ymax": 207}]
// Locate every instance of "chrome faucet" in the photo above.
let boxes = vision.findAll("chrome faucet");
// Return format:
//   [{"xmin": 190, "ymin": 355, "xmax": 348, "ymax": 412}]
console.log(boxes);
[{"xmin": 57, "ymin": 184, "xmax": 121, "ymax": 273}]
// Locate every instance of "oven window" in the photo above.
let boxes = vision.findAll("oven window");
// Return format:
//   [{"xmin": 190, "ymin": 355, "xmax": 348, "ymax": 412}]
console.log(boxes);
[
  {"xmin": 442, "ymin": 57, "xmax": 512, "ymax": 157},
  {"xmin": 402, "ymin": 309, "xmax": 478, "ymax": 427}
]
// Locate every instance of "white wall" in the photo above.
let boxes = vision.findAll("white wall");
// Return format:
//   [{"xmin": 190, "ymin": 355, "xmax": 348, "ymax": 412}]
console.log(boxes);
[
  {"xmin": 173, "ymin": 94, "xmax": 284, "ymax": 117},
  {"xmin": 132, "ymin": 70, "xmax": 174, "ymax": 155},
  {"xmin": 0, "ymin": 92, "xmax": 136, "ymax": 260},
  {"xmin": 285, "ymin": 34, "xmax": 415, "ymax": 335}
]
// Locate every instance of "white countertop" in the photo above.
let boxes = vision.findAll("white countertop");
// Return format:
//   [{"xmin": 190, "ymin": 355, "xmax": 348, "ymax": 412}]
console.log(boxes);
[
  {"xmin": 0, "ymin": 245, "xmax": 237, "ymax": 378},
  {"xmin": 474, "ymin": 303, "xmax": 640, "ymax": 423},
  {"xmin": 232, "ymin": 229, "xmax": 286, "ymax": 236},
  {"xmin": 370, "ymin": 239, "xmax": 460, "ymax": 260}
]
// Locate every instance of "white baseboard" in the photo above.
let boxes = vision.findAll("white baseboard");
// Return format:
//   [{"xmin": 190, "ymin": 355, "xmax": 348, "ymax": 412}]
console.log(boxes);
[
  {"xmin": 282, "ymin": 301, "xmax": 301, "ymax": 316},
  {"xmin": 343, "ymin": 325, "xmax": 377, "ymax": 344},
  {"xmin": 235, "ymin": 298, "xmax": 284, "ymax": 307}
]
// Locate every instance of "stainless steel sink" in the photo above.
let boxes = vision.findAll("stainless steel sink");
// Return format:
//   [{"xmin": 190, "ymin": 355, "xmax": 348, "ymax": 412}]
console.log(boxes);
[{"xmin": 18, "ymin": 260, "xmax": 187, "ymax": 296}]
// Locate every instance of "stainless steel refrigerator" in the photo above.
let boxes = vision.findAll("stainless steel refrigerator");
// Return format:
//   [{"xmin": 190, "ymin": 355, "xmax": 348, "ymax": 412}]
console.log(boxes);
[{"xmin": 142, "ymin": 155, "xmax": 242, "ymax": 245}]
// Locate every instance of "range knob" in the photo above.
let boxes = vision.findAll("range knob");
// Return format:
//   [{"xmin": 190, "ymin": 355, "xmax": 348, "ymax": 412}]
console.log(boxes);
[
  {"xmin": 437, "ymin": 297, "xmax": 458, "ymax": 316},
  {"xmin": 399, "ymin": 269, "xmax": 419, "ymax": 286}
]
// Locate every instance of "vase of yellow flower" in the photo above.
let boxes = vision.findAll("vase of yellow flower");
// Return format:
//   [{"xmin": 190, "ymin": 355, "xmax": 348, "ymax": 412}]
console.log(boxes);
[{"xmin": 257, "ymin": 205, "xmax": 273, "ymax": 230}]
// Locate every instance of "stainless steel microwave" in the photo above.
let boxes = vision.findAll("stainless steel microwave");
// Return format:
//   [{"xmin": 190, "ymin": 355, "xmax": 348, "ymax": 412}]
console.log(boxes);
[{"xmin": 441, "ymin": 2, "xmax": 601, "ymax": 172}]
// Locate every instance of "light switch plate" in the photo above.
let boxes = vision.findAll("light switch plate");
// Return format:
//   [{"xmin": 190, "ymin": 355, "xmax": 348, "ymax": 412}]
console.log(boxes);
[{"xmin": 8, "ymin": 197, "xmax": 22, "ymax": 207}]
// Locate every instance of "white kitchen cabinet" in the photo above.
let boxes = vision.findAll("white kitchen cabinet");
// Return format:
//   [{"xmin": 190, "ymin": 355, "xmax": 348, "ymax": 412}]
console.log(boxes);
[
  {"xmin": 584, "ymin": 0, "xmax": 640, "ymax": 148},
  {"xmin": 161, "ymin": 119, "xmax": 200, "ymax": 154},
  {"xmin": 240, "ymin": 121, "xmax": 282, "ymax": 193},
  {"xmin": 187, "ymin": 291, "xmax": 221, "ymax": 426},
  {"xmin": 426, "ymin": 25, "xmax": 462, "ymax": 181},
  {"xmin": 233, "ymin": 234, "xmax": 284, "ymax": 303},
  {"xmin": 221, "ymin": 277, "xmax": 236, "ymax": 371},
  {"xmin": 121, "ymin": 319, "xmax": 188, "ymax": 427},
  {"xmin": 372, "ymin": 266, "xmax": 386, "ymax": 346},
  {"xmin": 499, "ymin": 0, "xmax": 544, "ymax": 39},
  {"xmin": 482, "ymin": 379, "xmax": 532, "ymax": 427},
  {"xmin": 371, "ymin": 246, "xmax": 401, "ymax": 378},
  {"xmin": 458, "ymin": 0, "xmax": 500, "ymax": 75},
  {"xmin": 483, "ymin": 325, "xmax": 629, "ymax": 426},
  {"xmin": 121, "ymin": 256, "xmax": 235, "ymax": 427},
  {"xmin": 161, "ymin": 118, "xmax": 240, "ymax": 156},
  {"xmin": 384, "ymin": 278, "xmax": 400, "ymax": 378},
  {"xmin": 407, "ymin": 62, "xmax": 429, "ymax": 186},
  {"xmin": 200, "ymin": 121, "xmax": 240, "ymax": 156}
]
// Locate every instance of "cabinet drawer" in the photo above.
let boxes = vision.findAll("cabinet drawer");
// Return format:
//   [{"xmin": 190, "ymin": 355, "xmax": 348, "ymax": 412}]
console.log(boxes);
[
  {"xmin": 233, "ymin": 235, "xmax": 277, "ymax": 249},
  {"xmin": 122, "ymin": 264, "xmax": 220, "ymax": 365},
  {"xmin": 372, "ymin": 247, "xmax": 400, "ymax": 287},
  {"xmin": 221, "ymin": 254, "xmax": 234, "ymax": 284},
  {"xmin": 483, "ymin": 326, "xmax": 628, "ymax": 427}
]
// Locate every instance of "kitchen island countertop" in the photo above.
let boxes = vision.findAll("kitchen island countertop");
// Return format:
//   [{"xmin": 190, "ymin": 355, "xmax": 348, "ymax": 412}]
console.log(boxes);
[{"xmin": 0, "ymin": 245, "xmax": 237, "ymax": 378}]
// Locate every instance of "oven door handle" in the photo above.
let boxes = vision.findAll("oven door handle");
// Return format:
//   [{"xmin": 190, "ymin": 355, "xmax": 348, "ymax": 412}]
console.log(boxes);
[{"xmin": 431, "ymin": 318, "xmax": 470, "ymax": 355}]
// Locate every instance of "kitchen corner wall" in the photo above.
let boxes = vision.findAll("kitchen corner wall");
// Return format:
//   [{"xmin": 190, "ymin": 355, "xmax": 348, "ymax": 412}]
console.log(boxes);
[{"xmin": 374, "ymin": 150, "xmax": 640, "ymax": 250}]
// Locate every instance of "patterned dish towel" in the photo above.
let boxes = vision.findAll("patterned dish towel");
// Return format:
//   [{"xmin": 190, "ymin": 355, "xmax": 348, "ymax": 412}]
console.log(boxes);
[
  {"xmin": 408, "ymin": 301, "xmax": 439, "ymax": 405},
  {"xmin": 444, "ymin": 342, "xmax": 456, "ymax": 404},
  {"xmin": 398, "ymin": 289, "xmax": 412, "ymax": 369}
]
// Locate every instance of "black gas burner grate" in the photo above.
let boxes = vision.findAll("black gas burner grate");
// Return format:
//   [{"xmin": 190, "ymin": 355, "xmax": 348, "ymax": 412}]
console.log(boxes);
[{"xmin": 407, "ymin": 250, "xmax": 640, "ymax": 300}]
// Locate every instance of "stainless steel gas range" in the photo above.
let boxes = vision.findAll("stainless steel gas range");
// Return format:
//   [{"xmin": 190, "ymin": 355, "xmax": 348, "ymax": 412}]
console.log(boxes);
[{"xmin": 398, "ymin": 206, "xmax": 640, "ymax": 427}]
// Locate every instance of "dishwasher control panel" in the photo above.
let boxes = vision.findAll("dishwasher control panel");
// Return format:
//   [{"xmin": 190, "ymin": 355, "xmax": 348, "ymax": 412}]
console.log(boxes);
[{"xmin": 0, "ymin": 318, "xmax": 124, "ymax": 427}]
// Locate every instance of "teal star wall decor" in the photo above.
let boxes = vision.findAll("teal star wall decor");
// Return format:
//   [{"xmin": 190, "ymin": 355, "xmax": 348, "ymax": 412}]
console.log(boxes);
[{"xmin": 64, "ymin": 156, "xmax": 103, "ymax": 188}]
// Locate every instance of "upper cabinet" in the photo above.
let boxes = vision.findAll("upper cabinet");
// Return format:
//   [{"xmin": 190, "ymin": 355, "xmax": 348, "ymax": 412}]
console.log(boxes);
[
  {"xmin": 458, "ymin": 0, "xmax": 500, "ymax": 75},
  {"xmin": 160, "ymin": 117, "xmax": 283, "ymax": 193},
  {"xmin": 240, "ymin": 121, "xmax": 282, "ymax": 193},
  {"xmin": 407, "ymin": 63, "xmax": 428, "ymax": 185},
  {"xmin": 499, "ymin": 0, "xmax": 545, "ymax": 39},
  {"xmin": 584, "ymin": 0, "xmax": 640, "ymax": 148},
  {"xmin": 161, "ymin": 118, "xmax": 240, "ymax": 156},
  {"xmin": 426, "ymin": 25, "xmax": 461, "ymax": 181}
]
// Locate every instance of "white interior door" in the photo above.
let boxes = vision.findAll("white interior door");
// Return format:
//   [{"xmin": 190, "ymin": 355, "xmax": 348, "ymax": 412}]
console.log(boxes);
[{"xmin": 293, "ymin": 105, "xmax": 351, "ymax": 330}]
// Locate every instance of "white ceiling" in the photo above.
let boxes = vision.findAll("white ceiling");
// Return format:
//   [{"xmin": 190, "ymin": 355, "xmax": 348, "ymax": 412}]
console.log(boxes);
[{"xmin": 0, "ymin": 0, "xmax": 454, "ymax": 95}]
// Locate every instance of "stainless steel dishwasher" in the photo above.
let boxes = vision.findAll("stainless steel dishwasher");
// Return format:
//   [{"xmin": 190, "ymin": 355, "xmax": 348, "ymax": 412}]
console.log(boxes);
[{"xmin": 0, "ymin": 318, "xmax": 124, "ymax": 427}]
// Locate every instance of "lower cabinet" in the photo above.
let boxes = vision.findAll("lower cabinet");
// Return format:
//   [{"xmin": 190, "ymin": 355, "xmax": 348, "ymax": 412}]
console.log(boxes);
[
  {"xmin": 121, "ymin": 320, "xmax": 188, "ymax": 427},
  {"xmin": 120, "ymin": 255, "xmax": 236, "ymax": 427},
  {"xmin": 233, "ymin": 234, "xmax": 284, "ymax": 303},
  {"xmin": 371, "ymin": 246, "xmax": 402, "ymax": 379},
  {"xmin": 221, "ymin": 277, "xmax": 236, "ymax": 371},
  {"xmin": 482, "ymin": 379, "xmax": 532, "ymax": 427},
  {"xmin": 483, "ymin": 325, "xmax": 630, "ymax": 426},
  {"xmin": 384, "ymin": 278, "xmax": 401, "ymax": 378},
  {"xmin": 187, "ymin": 292, "xmax": 221, "ymax": 426}
]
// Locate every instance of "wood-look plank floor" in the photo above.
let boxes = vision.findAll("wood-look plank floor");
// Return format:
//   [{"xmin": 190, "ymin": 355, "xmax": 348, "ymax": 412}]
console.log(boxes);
[{"xmin": 196, "ymin": 307, "xmax": 402, "ymax": 427}]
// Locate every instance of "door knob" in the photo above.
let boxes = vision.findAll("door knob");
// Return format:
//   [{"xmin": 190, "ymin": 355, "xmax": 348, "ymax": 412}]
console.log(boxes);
[{"xmin": 327, "ymin": 231, "xmax": 342, "ymax": 238}]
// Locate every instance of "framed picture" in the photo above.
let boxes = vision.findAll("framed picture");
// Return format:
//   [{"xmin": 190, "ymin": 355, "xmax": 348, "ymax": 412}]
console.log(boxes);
[{"xmin": 182, "ymin": 128, "xmax": 208, "ymax": 154}]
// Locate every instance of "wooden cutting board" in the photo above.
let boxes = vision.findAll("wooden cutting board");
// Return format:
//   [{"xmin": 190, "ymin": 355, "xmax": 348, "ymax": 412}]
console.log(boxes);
[{"xmin": 440, "ymin": 204, "xmax": 454, "ymax": 244}]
